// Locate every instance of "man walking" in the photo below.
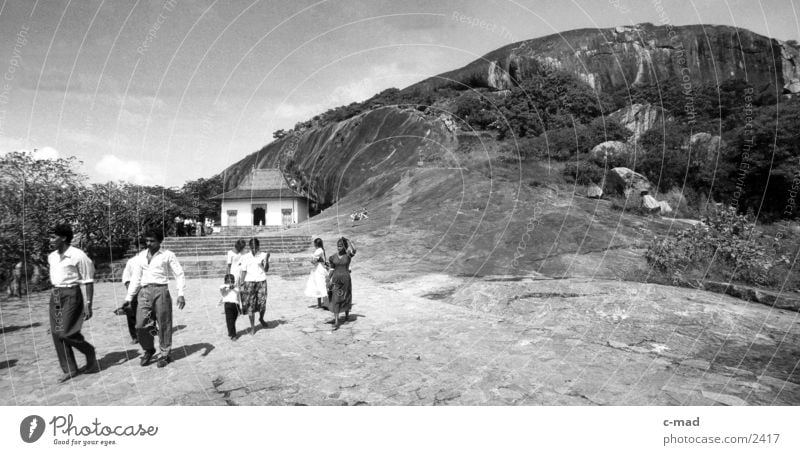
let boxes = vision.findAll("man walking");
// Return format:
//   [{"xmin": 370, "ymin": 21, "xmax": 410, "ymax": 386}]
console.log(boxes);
[
  {"xmin": 124, "ymin": 228, "xmax": 186, "ymax": 368},
  {"xmin": 47, "ymin": 224, "xmax": 99, "ymax": 383},
  {"xmin": 119, "ymin": 258, "xmax": 140, "ymax": 344}
]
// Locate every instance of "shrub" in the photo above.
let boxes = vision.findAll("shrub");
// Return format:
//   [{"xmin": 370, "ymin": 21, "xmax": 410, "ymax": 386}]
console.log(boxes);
[
  {"xmin": 563, "ymin": 161, "xmax": 605, "ymax": 185},
  {"xmin": 645, "ymin": 205, "xmax": 777, "ymax": 284}
]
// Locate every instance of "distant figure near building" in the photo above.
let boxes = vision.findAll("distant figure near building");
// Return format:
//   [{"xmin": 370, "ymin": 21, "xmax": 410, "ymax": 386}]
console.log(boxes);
[
  {"xmin": 328, "ymin": 237, "xmax": 356, "ymax": 331},
  {"xmin": 47, "ymin": 224, "xmax": 99, "ymax": 383},
  {"xmin": 125, "ymin": 228, "xmax": 186, "ymax": 368}
]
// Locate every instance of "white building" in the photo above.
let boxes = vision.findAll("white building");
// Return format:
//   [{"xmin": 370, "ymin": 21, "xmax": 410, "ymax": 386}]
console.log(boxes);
[{"xmin": 211, "ymin": 168, "xmax": 309, "ymax": 230}]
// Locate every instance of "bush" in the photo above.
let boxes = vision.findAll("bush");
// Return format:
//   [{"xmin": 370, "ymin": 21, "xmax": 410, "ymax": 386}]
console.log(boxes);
[
  {"xmin": 563, "ymin": 161, "xmax": 605, "ymax": 185},
  {"xmin": 645, "ymin": 205, "xmax": 779, "ymax": 285}
]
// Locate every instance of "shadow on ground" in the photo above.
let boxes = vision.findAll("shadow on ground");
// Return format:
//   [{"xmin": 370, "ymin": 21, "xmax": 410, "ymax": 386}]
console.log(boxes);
[
  {"xmin": 172, "ymin": 343, "xmax": 214, "ymax": 362},
  {"xmin": 0, "ymin": 322, "xmax": 42, "ymax": 334},
  {"xmin": 98, "ymin": 349, "xmax": 140, "ymax": 369}
]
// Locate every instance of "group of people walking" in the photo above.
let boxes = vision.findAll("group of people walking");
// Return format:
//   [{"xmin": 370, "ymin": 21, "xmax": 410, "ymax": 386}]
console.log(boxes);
[
  {"xmin": 221, "ymin": 236, "xmax": 357, "ymax": 340},
  {"xmin": 44, "ymin": 222, "xmax": 357, "ymax": 384}
]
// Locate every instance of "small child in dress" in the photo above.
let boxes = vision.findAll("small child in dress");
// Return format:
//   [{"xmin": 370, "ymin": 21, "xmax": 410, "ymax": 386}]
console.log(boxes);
[{"xmin": 219, "ymin": 274, "xmax": 241, "ymax": 340}]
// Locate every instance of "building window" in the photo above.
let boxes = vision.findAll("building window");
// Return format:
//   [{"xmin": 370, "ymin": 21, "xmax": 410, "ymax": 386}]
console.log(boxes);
[
  {"xmin": 282, "ymin": 209, "xmax": 293, "ymax": 225},
  {"xmin": 227, "ymin": 210, "xmax": 237, "ymax": 226}
]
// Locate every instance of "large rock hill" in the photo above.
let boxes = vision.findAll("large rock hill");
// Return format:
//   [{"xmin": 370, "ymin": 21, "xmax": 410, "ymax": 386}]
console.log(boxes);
[
  {"xmin": 218, "ymin": 23, "xmax": 799, "ymax": 281},
  {"xmin": 408, "ymin": 22, "xmax": 800, "ymax": 95}
]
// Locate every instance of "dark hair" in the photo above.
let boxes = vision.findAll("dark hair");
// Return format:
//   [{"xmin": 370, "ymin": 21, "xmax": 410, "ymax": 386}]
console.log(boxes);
[
  {"xmin": 52, "ymin": 224, "xmax": 73, "ymax": 244},
  {"xmin": 337, "ymin": 237, "xmax": 348, "ymax": 249},
  {"xmin": 224, "ymin": 274, "xmax": 235, "ymax": 284},
  {"xmin": 145, "ymin": 228, "xmax": 164, "ymax": 242},
  {"xmin": 234, "ymin": 239, "xmax": 246, "ymax": 251},
  {"xmin": 249, "ymin": 237, "xmax": 259, "ymax": 250}
]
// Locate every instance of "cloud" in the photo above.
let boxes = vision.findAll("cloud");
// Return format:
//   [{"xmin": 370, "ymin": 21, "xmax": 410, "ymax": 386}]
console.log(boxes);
[
  {"xmin": 0, "ymin": 135, "xmax": 28, "ymax": 153},
  {"xmin": 265, "ymin": 62, "xmax": 405, "ymax": 129},
  {"xmin": 95, "ymin": 154, "xmax": 151, "ymax": 184},
  {"xmin": 33, "ymin": 146, "xmax": 59, "ymax": 160}
]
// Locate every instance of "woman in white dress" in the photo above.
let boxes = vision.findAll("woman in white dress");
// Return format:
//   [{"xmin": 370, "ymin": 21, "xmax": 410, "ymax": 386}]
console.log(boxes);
[{"xmin": 304, "ymin": 238, "xmax": 328, "ymax": 309}]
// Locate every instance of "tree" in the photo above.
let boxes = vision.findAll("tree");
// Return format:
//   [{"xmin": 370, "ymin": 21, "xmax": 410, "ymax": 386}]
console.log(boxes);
[{"xmin": 0, "ymin": 152, "xmax": 85, "ymax": 275}]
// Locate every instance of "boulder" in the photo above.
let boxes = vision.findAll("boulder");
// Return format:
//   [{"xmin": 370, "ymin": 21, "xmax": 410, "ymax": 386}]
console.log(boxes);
[
  {"xmin": 642, "ymin": 194, "xmax": 660, "ymax": 210},
  {"xmin": 605, "ymin": 167, "xmax": 652, "ymax": 197},
  {"xmin": 609, "ymin": 103, "xmax": 668, "ymax": 143},
  {"xmin": 590, "ymin": 140, "xmax": 628, "ymax": 161},
  {"xmin": 587, "ymin": 184, "xmax": 603, "ymax": 198}
]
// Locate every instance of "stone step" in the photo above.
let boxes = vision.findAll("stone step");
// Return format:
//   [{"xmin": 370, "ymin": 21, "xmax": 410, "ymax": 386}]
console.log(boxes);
[
  {"xmin": 168, "ymin": 247, "xmax": 309, "ymax": 255},
  {"xmin": 162, "ymin": 235, "xmax": 310, "ymax": 243},
  {"xmin": 94, "ymin": 266, "xmax": 309, "ymax": 283}
]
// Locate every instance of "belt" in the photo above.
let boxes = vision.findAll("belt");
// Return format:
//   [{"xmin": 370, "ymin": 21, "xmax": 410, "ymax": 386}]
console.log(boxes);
[
  {"xmin": 53, "ymin": 284, "xmax": 79, "ymax": 289},
  {"xmin": 142, "ymin": 283, "xmax": 168, "ymax": 288}
]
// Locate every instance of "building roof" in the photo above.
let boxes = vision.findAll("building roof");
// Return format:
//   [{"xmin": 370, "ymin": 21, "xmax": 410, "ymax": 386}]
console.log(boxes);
[{"xmin": 210, "ymin": 168, "xmax": 306, "ymax": 201}]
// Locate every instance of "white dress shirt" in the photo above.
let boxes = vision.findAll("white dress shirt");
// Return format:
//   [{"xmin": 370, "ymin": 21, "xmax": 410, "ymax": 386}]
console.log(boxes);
[
  {"xmin": 227, "ymin": 250, "xmax": 244, "ymax": 278},
  {"xmin": 125, "ymin": 248, "xmax": 186, "ymax": 301},
  {"xmin": 121, "ymin": 258, "xmax": 134, "ymax": 284},
  {"xmin": 48, "ymin": 246, "xmax": 95, "ymax": 287},
  {"xmin": 241, "ymin": 251, "xmax": 268, "ymax": 282}
]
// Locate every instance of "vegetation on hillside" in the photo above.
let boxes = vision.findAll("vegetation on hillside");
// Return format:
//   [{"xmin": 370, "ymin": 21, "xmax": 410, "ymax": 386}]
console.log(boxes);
[
  {"xmin": 273, "ymin": 66, "xmax": 798, "ymax": 222},
  {"xmin": 0, "ymin": 151, "xmax": 223, "ymax": 278}
]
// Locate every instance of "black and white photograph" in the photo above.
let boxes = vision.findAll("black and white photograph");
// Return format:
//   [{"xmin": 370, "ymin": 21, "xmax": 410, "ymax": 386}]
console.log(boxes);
[{"xmin": 1, "ymin": 0, "xmax": 799, "ymax": 452}]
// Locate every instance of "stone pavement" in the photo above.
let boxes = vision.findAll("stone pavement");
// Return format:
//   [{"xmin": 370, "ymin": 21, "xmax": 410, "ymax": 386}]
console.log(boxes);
[{"xmin": 1, "ymin": 273, "xmax": 799, "ymax": 405}]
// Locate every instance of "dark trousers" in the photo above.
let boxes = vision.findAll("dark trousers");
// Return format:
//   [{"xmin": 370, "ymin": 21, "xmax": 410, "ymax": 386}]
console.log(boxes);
[
  {"xmin": 224, "ymin": 302, "xmax": 239, "ymax": 337},
  {"xmin": 135, "ymin": 285, "xmax": 173, "ymax": 356},
  {"xmin": 123, "ymin": 297, "xmax": 138, "ymax": 340},
  {"xmin": 49, "ymin": 287, "xmax": 95, "ymax": 374}
]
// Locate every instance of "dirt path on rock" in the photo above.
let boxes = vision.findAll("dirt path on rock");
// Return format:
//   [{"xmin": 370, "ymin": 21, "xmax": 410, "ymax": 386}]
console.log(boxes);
[{"xmin": 1, "ymin": 274, "xmax": 798, "ymax": 405}]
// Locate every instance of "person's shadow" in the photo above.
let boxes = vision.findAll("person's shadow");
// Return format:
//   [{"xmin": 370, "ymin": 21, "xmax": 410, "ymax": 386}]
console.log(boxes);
[
  {"xmin": 0, "ymin": 322, "xmax": 41, "ymax": 334},
  {"xmin": 171, "ymin": 343, "xmax": 214, "ymax": 362},
  {"xmin": 0, "ymin": 359, "xmax": 17, "ymax": 370},
  {"xmin": 97, "ymin": 349, "xmax": 140, "ymax": 370},
  {"xmin": 234, "ymin": 319, "xmax": 287, "ymax": 337},
  {"xmin": 325, "ymin": 314, "xmax": 365, "ymax": 325},
  {"xmin": 173, "ymin": 325, "xmax": 187, "ymax": 333},
  {"xmin": 264, "ymin": 319, "xmax": 287, "ymax": 329}
]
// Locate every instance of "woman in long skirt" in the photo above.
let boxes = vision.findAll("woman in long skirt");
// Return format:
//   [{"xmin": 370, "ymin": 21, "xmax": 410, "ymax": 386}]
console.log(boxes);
[
  {"xmin": 239, "ymin": 238, "xmax": 269, "ymax": 334},
  {"xmin": 304, "ymin": 238, "xmax": 328, "ymax": 308},
  {"xmin": 328, "ymin": 237, "xmax": 356, "ymax": 331}
]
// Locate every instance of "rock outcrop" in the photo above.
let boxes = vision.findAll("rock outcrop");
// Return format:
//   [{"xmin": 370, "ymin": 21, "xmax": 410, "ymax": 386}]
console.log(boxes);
[
  {"xmin": 609, "ymin": 103, "xmax": 669, "ymax": 143},
  {"xmin": 590, "ymin": 140, "xmax": 629, "ymax": 161},
  {"xmin": 221, "ymin": 107, "xmax": 457, "ymax": 206},
  {"xmin": 606, "ymin": 167, "xmax": 652, "ymax": 197},
  {"xmin": 408, "ymin": 23, "xmax": 800, "ymax": 96},
  {"xmin": 690, "ymin": 132, "xmax": 723, "ymax": 163}
]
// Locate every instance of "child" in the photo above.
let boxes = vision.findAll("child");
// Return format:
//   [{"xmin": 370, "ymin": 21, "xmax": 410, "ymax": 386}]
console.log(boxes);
[{"xmin": 219, "ymin": 274, "xmax": 241, "ymax": 340}]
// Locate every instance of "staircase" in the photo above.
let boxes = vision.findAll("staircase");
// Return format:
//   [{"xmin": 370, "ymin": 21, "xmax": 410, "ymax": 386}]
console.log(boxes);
[
  {"xmin": 160, "ymin": 235, "xmax": 310, "ymax": 256},
  {"xmin": 94, "ymin": 234, "xmax": 313, "ymax": 282}
]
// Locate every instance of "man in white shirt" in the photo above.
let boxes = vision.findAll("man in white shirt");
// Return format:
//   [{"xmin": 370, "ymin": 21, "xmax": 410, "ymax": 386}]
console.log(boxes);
[
  {"xmin": 47, "ymin": 224, "xmax": 99, "ymax": 383},
  {"xmin": 118, "ymin": 256, "xmax": 143, "ymax": 344},
  {"xmin": 125, "ymin": 228, "xmax": 186, "ymax": 368}
]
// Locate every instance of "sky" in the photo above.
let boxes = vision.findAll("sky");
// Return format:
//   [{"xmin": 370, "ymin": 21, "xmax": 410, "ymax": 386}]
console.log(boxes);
[{"xmin": 0, "ymin": 0, "xmax": 798, "ymax": 187}]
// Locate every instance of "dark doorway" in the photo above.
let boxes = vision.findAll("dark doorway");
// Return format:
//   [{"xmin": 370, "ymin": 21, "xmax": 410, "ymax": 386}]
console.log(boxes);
[{"xmin": 253, "ymin": 207, "xmax": 266, "ymax": 226}]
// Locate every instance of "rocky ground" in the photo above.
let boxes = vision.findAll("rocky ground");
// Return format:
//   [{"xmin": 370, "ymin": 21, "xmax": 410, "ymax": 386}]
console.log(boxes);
[{"xmin": 1, "ymin": 271, "xmax": 798, "ymax": 406}]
